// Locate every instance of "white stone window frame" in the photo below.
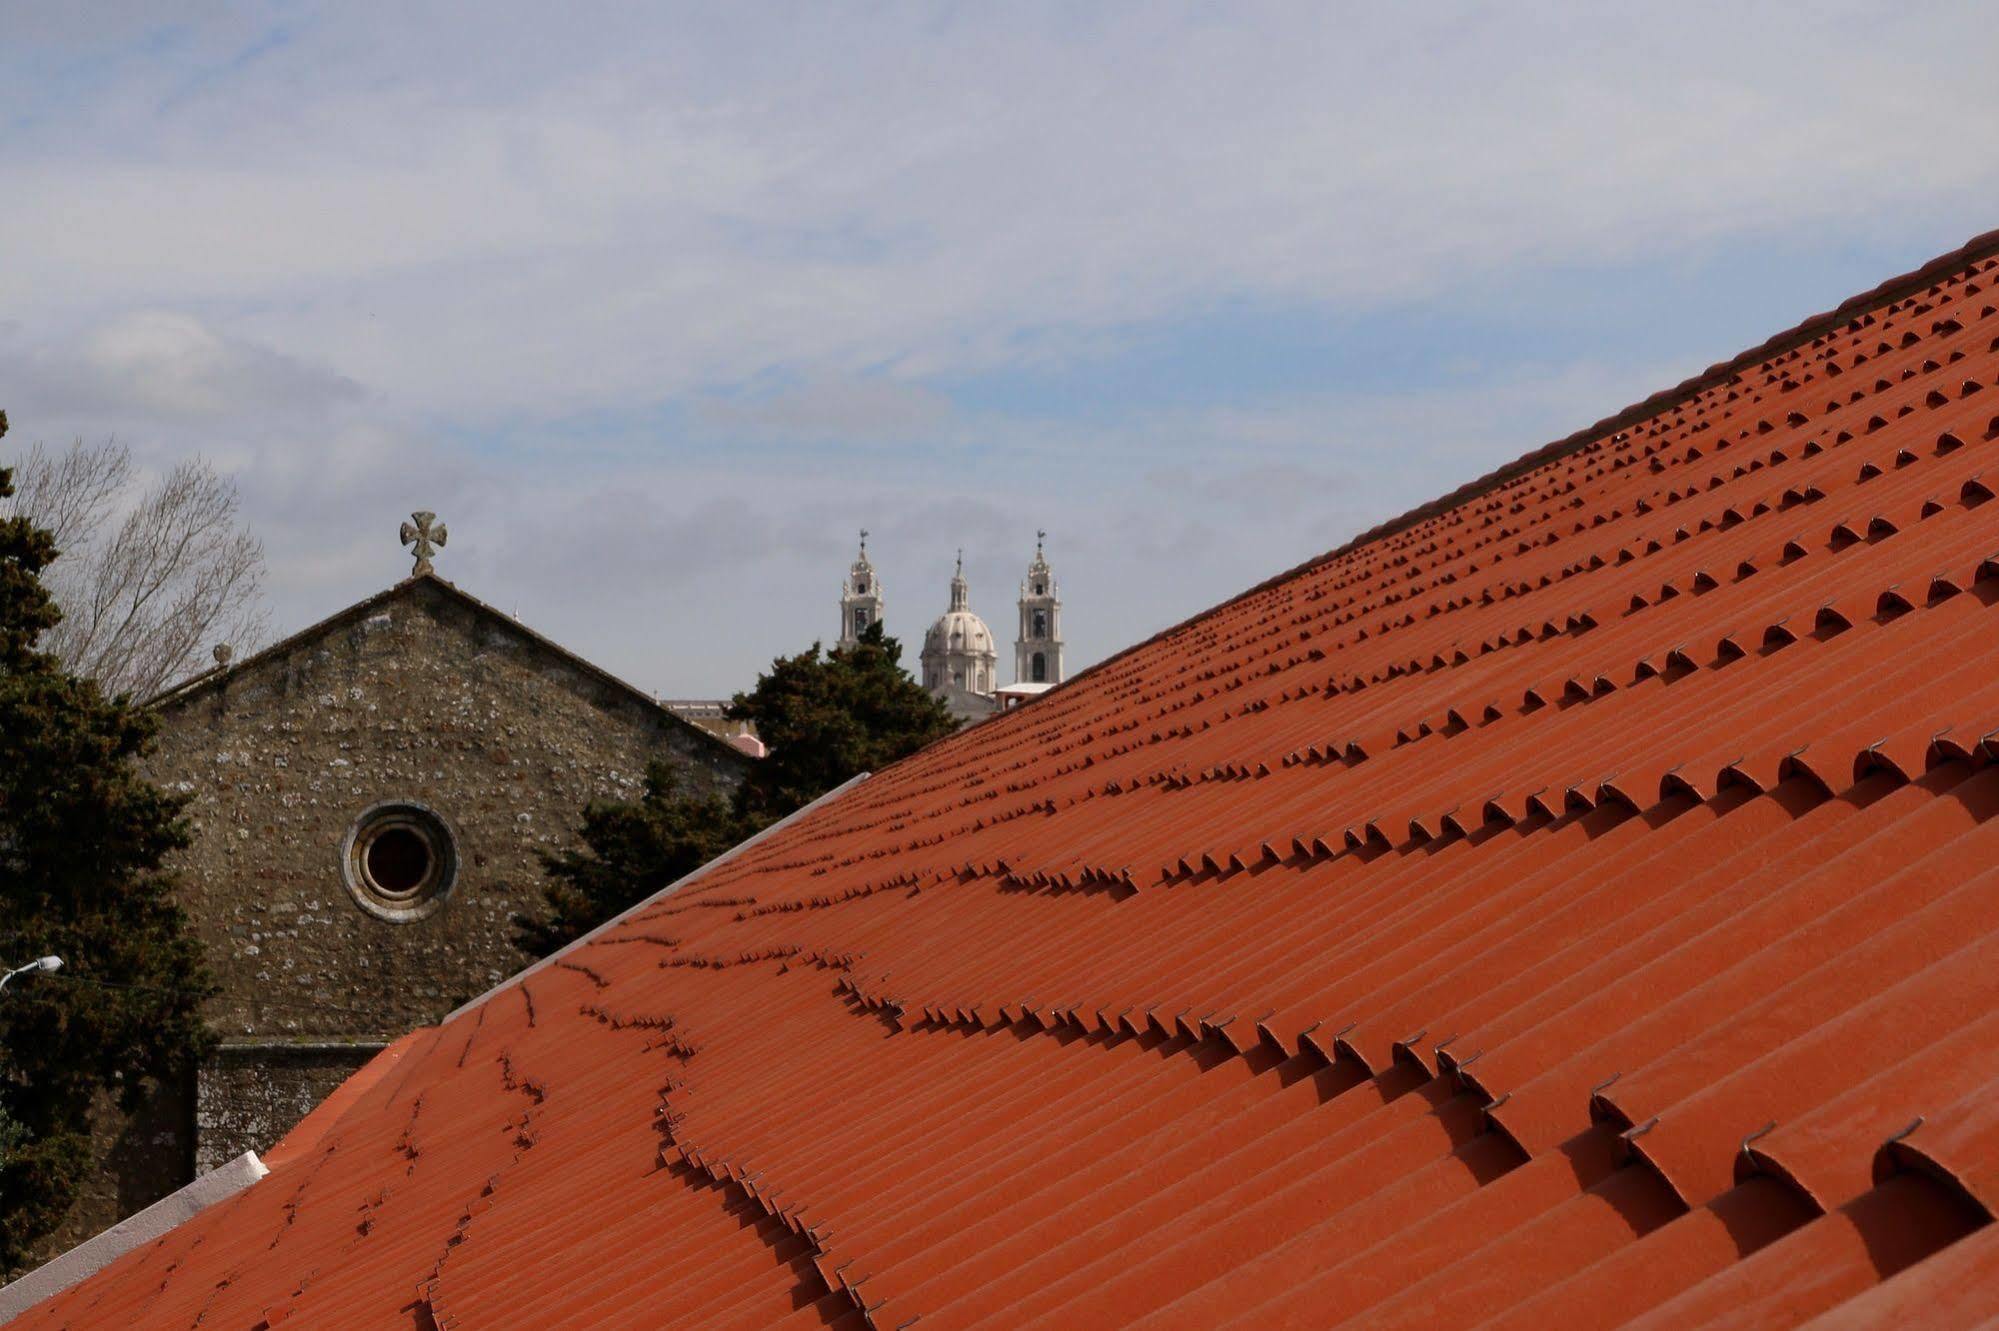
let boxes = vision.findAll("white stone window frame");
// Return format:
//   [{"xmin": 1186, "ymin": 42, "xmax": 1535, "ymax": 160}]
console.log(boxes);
[{"xmin": 340, "ymin": 800, "xmax": 461, "ymax": 923}]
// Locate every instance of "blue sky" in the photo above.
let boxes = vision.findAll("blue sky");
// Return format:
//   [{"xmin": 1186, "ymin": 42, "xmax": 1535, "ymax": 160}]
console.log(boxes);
[{"xmin": 2, "ymin": 3, "xmax": 1995, "ymax": 694}]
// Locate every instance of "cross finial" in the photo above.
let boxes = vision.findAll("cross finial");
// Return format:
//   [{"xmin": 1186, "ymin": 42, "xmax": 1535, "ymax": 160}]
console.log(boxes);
[
  {"xmin": 1037, "ymin": 528, "xmax": 1046, "ymax": 554},
  {"xmin": 956, "ymin": 547, "xmax": 964, "ymax": 574},
  {"xmin": 859, "ymin": 528, "xmax": 869, "ymax": 556},
  {"xmin": 400, "ymin": 510, "xmax": 448, "ymax": 577}
]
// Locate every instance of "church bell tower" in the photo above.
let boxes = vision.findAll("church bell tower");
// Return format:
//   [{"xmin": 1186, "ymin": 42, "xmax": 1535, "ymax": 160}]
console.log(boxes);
[
  {"xmin": 1015, "ymin": 531, "xmax": 1063, "ymax": 685},
  {"xmin": 839, "ymin": 530, "xmax": 883, "ymax": 649}
]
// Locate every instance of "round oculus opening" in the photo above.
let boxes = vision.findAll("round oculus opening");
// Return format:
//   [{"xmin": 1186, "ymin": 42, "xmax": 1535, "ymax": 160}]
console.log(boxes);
[
  {"xmin": 341, "ymin": 802, "xmax": 458, "ymax": 922},
  {"xmin": 365, "ymin": 826, "xmax": 432, "ymax": 898}
]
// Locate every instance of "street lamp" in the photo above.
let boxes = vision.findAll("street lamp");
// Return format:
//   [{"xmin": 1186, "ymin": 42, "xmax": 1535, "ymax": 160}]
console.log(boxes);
[{"xmin": 0, "ymin": 955, "xmax": 62, "ymax": 994}]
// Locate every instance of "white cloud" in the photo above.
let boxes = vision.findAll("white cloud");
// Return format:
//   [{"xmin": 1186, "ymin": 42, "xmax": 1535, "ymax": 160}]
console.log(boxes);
[
  {"xmin": 694, "ymin": 376, "xmax": 954, "ymax": 444},
  {"xmin": 0, "ymin": 312, "xmax": 363, "ymax": 422},
  {"xmin": 2, "ymin": 3, "xmax": 1994, "ymax": 692},
  {"xmin": 5, "ymin": 4, "xmax": 1995, "ymax": 407}
]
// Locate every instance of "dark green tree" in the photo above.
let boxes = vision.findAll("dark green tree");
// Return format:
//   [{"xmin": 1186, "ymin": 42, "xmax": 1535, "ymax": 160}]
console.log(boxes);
[
  {"xmin": 727, "ymin": 621, "xmax": 957, "ymax": 821},
  {"xmin": 517, "ymin": 760, "xmax": 742, "ymax": 957},
  {"xmin": 0, "ymin": 410, "xmax": 216, "ymax": 1274},
  {"xmin": 523, "ymin": 622, "xmax": 954, "ymax": 955}
]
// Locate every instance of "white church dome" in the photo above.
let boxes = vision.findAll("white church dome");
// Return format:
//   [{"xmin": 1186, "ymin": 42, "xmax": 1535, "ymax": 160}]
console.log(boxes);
[
  {"xmin": 835, "ymin": 538, "xmax": 1057, "ymax": 723},
  {"xmin": 918, "ymin": 553, "xmax": 1001, "ymax": 710},
  {"xmin": 924, "ymin": 608, "xmax": 996, "ymax": 657}
]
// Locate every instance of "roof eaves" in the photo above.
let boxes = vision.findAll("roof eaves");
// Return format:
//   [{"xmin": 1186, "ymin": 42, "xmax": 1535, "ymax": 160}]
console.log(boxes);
[{"xmin": 0, "ymin": 1151, "xmax": 269, "ymax": 1321}]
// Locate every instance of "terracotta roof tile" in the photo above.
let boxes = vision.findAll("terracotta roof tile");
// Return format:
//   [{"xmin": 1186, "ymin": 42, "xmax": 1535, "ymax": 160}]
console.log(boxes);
[{"xmin": 14, "ymin": 234, "xmax": 1999, "ymax": 1328}]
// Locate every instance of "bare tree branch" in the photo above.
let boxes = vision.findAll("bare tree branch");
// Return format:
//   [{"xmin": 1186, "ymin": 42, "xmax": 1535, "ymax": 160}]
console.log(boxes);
[
  {"xmin": 0, "ymin": 438, "xmax": 268, "ymax": 697},
  {"xmin": 3, "ymin": 438, "xmax": 129, "ymax": 556}
]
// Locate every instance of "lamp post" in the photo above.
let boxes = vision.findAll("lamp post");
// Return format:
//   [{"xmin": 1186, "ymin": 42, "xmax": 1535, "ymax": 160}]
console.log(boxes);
[{"xmin": 0, "ymin": 955, "xmax": 61, "ymax": 994}]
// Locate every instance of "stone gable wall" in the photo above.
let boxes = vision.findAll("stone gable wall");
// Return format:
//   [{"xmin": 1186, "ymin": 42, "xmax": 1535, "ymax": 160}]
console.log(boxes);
[
  {"xmin": 20, "ymin": 579, "xmax": 753, "ymax": 1262},
  {"xmin": 145, "ymin": 579, "xmax": 744, "ymax": 1043},
  {"xmin": 194, "ymin": 1043, "xmax": 384, "ymax": 1173}
]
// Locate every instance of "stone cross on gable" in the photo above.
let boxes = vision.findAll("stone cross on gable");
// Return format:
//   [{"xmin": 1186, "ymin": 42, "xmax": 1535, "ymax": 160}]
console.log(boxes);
[{"xmin": 400, "ymin": 511, "xmax": 448, "ymax": 577}]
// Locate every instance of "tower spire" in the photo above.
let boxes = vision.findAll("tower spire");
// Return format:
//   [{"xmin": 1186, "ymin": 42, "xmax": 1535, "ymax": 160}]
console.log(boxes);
[
  {"xmin": 1016, "ymin": 532, "xmax": 1063, "ymax": 687},
  {"xmin": 839, "ymin": 529, "xmax": 883, "ymax": 648}
]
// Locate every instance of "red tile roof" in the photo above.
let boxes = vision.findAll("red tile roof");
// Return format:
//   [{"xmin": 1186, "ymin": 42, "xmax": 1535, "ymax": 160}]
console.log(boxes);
[{"xmin": 17, "ymin": 232, "xmax": 1999, "ymax": 1329}]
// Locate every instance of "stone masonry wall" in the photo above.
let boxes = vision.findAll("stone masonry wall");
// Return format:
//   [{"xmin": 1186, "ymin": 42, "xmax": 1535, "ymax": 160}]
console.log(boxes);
[
  {"xmin": 195, "ymin": 1044, "xmax": 384, "ymax": 1173},
  {"xmin": 145, "ymin": 578, "xmax": 745, "ymax": 1043},
  {"xmin": 33, "ymin": 579, "xmax": 747, "ymax": 1264}
]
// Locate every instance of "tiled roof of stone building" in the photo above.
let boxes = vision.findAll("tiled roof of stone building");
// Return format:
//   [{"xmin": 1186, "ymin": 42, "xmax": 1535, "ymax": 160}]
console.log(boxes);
[
  {"xmin": 15, "ymin": 229, "xmax": 1999, "ymax": 1328},
  {"xmin": 146, "ymin": 571, "xmax": 751, "ymax": 764}
]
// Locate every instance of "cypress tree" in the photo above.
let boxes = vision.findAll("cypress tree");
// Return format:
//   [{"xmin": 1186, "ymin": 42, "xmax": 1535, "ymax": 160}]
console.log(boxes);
[
  {"xmin": 0, "ymin": 411, "xmax": 216, "ymax": 1273},
  {"xmin": 524, "ymin": 621, "xmax": 955, "ymax": 954},
  {"xmin": 728, "ymin": 621, "xmax": 957, "ymax": 822}
]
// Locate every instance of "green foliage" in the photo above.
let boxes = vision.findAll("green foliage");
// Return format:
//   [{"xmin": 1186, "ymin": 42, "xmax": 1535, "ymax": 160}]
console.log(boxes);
[
  {"xmin": 727, "ymin": 622, "xmax": 957, "ymax": 821},
  {"xmin": 517, "ymin": 760, "xmax": 744, "ymax": 957},
  {"xmin": 523, "ymin": 622, "xmax": 955, "ymax": 956},
  {"xmin": 0, "ymin": 410, "xmax": 217, "ymax": 1274},
  {"xmin": 0, "ymin": 414, "xmax": 60, "ymax": 662}
]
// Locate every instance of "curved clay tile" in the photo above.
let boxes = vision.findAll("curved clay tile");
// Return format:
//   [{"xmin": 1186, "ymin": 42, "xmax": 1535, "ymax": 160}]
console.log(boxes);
[
  {"xmin": 1868, "ymin": 577, "xmax": 1919, "ymax": 616},
  {"xmin": 1473, "ymin": 790, "xmax": 1522, "ymax": 827},
  {"xmin": 1761, "ymin": 618, "xmax": 1800, "ymax": 650},
  {"xmin": 1876, "ymin": 1097, "xmax": 1999, "ymax": 1228},
  {"xmin": 26, "ymin": 234, "xmax": 1999, "ymax": 1331},
  {"xmin": 1595, "ymin": 761, "xmax": 1673, "ymax": 811},
  {"xmin": 1743, "ymin": 1006, "xmax": 1999, "ymax": 1217},
  {"xmin": 1813, "ymin": 601, "xmax": 1857, "ymax": 637},
  {"xmin": 1854, "ymin": 730, "xmax": 1939, "ymax": 785},
  {"xmin": 1719, "ymin": 746, "xmax": 1797, "ymax": 794}
]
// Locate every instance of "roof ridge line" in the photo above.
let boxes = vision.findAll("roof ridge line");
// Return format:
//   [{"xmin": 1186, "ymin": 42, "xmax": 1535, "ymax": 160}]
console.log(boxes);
[
  {"xmin": 142, "ymin": 572, "xmax": 750, "ymax": 763},
  {"xmin": 1033, "ymin": 225, "xmax": 1999, "ymax": 707},
  {"xmin": 437, "ymin": 770, "xmax": 871, "ymax": 1026}
]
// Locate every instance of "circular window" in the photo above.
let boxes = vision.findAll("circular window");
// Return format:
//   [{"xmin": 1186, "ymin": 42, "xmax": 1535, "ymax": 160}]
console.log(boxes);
[{"xmin": 341, "ymin": 802, "xmax": 458, "ymax": 922}]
